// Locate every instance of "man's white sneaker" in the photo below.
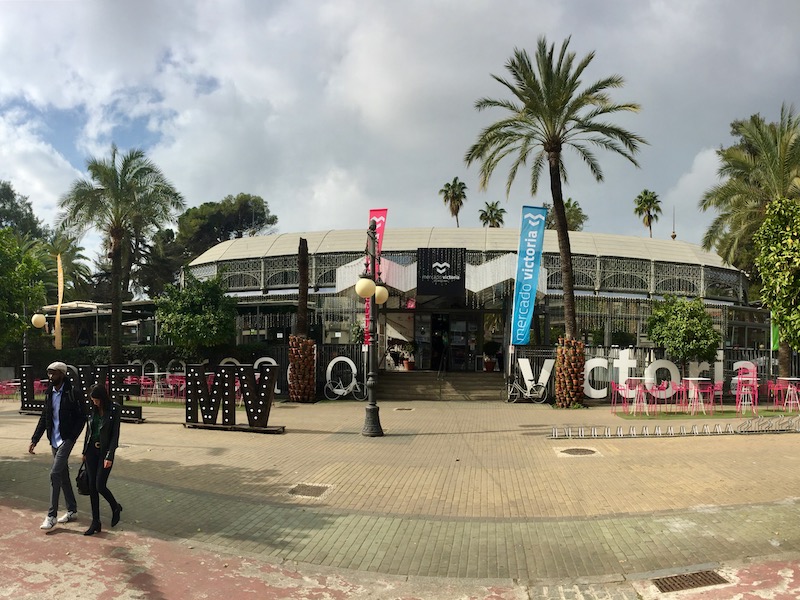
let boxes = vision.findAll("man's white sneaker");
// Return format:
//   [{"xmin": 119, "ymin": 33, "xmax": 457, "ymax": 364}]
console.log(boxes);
[
  {"xmin": 57, "ymin": 510, "xmax": 77, "ymax": 523},
  {"xmin": 40, "ymin": 516, "xmax": 56, "ymax": 530}
]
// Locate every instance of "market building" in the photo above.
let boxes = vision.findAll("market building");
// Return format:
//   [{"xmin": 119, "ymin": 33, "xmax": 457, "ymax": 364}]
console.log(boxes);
[{"xmin": 184, "ymin": 227, "xmax": 765, "ymax": 372}]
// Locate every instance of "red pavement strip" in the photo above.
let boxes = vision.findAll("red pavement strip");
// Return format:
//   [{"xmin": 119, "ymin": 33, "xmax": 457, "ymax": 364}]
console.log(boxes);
[{"xmin": 0, "ymin": 501, "xmax": 524, "ymax": 600}]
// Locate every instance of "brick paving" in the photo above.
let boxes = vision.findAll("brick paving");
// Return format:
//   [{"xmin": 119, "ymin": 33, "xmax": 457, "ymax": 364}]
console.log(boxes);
[{"xmin": 2, "ymin": 399, "xmax": 800, "ymax": 598}]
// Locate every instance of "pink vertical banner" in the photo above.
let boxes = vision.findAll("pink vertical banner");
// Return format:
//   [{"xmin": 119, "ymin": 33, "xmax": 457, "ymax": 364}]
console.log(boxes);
[{"xmin": 364, "ymin": 209, "xmax": 388, "ymax": 344}]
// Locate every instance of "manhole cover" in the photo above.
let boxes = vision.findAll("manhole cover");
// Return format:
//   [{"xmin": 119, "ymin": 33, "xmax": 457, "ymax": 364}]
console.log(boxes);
[
  {"xmin": 562, "ymin": 448, "xmax": 596, "ymax": 456},
  {"xmin": 288, "ymin": 483, "xmax": 330, "ymax": 498},
  {"xmin": 653, "ymin": 570, "xmax": 728, "ymax": 593}
]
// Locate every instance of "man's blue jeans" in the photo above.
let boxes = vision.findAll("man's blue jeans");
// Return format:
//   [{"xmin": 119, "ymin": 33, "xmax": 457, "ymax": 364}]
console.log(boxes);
[{"xmin": 49, "ymin": 439, "xmax": 77, "ymax": 518}]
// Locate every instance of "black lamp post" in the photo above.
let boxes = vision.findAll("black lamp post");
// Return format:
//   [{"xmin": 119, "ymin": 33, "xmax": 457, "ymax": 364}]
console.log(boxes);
[
  {"xmin": 23, "ymin": 312, "xmax": 46, "ymax": 366},
  {"xmin": 355, "ymin": 220, "xmax": 389, "ymax": 437}
]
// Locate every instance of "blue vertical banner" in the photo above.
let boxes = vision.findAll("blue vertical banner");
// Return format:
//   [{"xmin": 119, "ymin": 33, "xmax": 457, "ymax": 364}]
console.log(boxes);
[{"xmin": 511, "ymin": 206, "xmax": 548, "ymax": 345}]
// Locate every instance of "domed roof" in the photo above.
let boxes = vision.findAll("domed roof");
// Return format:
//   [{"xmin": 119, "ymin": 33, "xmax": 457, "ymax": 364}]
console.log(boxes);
[{"xmin": 189, "ymin": 227, "xmax": 733, "ymax": 270}]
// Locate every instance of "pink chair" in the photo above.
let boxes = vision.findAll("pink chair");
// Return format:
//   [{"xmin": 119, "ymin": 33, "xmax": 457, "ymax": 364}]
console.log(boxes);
[
  {"xmin": 626, "ymin": 378, "xmax": 648, "ymax": 415},
  {"xmin": 609, "ymin": 381, "xmax": 629, "ymax": 414},
  {"xmin": 711, "ymin": 381, "xmax": 724, "ymax": 412},
  {"xmin": 648, "ymin": 380, "xmax": 668, "ymax": 414},
  {"xmin": 697, "ymin": 381, "xmax": 715, "ymax": 415},
  {"xmin": 768, "ymin": 379, "xmax": 789, "ymax": 409},
  {"xmin": 670, "ymin": 380, "xmax": 688, "ymax": 413},
  {"xmin": 735, "ymin": 368, "xmax": 759, "ymax": 415}
]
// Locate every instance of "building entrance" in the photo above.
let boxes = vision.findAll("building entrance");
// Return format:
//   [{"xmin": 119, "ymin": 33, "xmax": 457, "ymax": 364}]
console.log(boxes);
[{"xmin": 427, "ymin": 313, "xmax": 479, "ymax": 372}]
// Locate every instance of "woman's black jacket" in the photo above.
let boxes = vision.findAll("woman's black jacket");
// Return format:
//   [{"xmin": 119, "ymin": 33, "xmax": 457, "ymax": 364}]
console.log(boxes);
[{"xmin": 82, "ymin": 402, "xmax": 121, "ymax": 462}]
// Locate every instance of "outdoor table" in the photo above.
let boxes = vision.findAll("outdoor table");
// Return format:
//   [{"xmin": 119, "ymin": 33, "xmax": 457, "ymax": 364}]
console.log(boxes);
[
  {"xmin": 778, "ymin": 377, "xmax": 800, "ymax": 411},
  {"xmin": 683, "ymin": 377, "xmax": 710, "ymax": 415}
]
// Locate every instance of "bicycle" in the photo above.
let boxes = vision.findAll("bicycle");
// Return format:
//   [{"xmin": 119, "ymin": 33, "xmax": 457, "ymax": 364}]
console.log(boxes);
[
  {"xmin": 323, "ymin": 377, "xmax": 368, "ymax": 401},
  {"xmin": 502, "ymin": 375, "xmax": 548, "ymax": 403}
]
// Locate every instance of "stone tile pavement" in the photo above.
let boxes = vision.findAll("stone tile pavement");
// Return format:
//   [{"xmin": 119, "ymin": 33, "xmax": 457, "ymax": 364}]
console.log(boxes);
[{"xmin": 2, "ymin": 398, "xmax": 800, "ymax": 598}]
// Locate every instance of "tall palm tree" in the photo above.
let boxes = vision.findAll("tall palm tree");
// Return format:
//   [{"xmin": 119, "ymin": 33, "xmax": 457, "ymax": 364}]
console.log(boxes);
[
  {"xmin": 543, "ymin": 198, "xmax": 588, "ymax": 231},
  {"xmin": 439, "ymin": 177, "xmax": 467, "ymax": 227},
  {"xmin": 479, "ymin": 201, "xmax": 506, "ymax": 227},
  {"xmin": 59, "ymin": 144, "xmax": 185, "ymax": 362},
  {"xmin": 633, "ymin": 189, "xmax": 662, "ymax": 237},
  {"xmin": 465, "ymin": 36, "xmax": 646, "ymax": 340},
  {"xmin": 700, "ymin": 105, "xmax": 800, "ymax": 375}
]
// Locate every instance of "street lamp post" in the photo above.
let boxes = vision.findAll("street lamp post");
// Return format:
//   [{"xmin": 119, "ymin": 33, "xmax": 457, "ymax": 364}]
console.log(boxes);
[
  {"xmin": 24, "ymin": 312, "xmax": 46, "ymax": 366},
  {"xmin": 355, "ymin": 220, "xmax": 389, "ymax": 437}
]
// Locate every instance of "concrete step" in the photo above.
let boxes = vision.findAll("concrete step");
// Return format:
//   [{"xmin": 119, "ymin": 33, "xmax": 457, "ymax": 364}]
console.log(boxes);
[{"xmin": 376, "ymin": 371, "xmax": 504, "ymax": 401}]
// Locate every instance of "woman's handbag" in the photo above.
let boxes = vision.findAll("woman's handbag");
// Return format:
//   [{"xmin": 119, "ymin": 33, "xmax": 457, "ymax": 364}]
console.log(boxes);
[{"xmin": 75, "ymin": 463, "xmax": 90, "ymax": 496}]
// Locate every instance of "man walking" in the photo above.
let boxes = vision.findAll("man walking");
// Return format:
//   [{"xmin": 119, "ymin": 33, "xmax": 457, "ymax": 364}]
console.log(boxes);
[{"xmin": 28, "ymin": 362, "xmax": 86, "ymax": 530}]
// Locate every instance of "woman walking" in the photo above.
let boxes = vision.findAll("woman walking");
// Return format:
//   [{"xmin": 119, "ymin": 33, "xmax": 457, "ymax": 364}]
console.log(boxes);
[{"xmin": 81, "ymin": 384, "xmax": 122, "ymax": 535}]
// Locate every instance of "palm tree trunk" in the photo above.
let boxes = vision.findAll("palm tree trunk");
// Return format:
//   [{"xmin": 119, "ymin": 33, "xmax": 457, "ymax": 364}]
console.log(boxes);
[
  {"xmin": 109, "ymin": 237, "xmax": 123, "ymax": 364},
  {"xmin": 296, "ymin": 238, "xmax": 308, "ymax": 337},
  {"xmin": 779, "ymin": 340, "xmax": 791, "ymax": 378},
  {"xmin": 547, "ymin": 155, "xmax": 577, "ymax": 340}
]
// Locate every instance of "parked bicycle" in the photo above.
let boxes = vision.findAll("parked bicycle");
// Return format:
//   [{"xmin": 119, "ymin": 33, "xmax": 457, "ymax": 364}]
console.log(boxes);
[
  {"xmin": 502, "ymin": 375, "xmax": 548, "ymax": 403},
  {"xmin": 323, "ymin": 377, "xmax": 368, "ymax": 401}
]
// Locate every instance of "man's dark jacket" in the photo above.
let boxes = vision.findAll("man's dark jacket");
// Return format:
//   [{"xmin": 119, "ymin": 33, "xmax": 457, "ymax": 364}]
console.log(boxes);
[{"xmin": 31, "ymin": 377, "xmax": 85, "ymax": 446}]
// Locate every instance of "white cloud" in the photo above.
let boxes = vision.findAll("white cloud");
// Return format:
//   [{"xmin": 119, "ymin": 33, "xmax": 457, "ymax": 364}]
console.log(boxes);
[
  {"xmin": 663, "ymin": 148, "xmax": 721, "ymax": 244},
  {"xmin": 0, "ymin": 0, "xmax": 798, "ymax": 266}
]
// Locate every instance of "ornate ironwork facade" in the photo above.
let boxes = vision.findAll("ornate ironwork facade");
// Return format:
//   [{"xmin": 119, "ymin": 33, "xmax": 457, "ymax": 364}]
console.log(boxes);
[{"xmin": 188, "ymin": 239, "xmax": 758, "ymax": 347}]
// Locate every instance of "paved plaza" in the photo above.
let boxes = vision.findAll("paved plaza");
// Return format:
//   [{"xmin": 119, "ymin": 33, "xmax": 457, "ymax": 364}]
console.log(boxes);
[{"xmin": 2, "ymin": 397, "xmax": 800, "ymax": 598}]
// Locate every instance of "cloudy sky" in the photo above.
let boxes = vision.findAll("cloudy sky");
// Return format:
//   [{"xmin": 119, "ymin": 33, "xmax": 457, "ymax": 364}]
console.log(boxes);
[{"xmin": 1, "ymin": 0, "xmax": 799, "ymax": 255}]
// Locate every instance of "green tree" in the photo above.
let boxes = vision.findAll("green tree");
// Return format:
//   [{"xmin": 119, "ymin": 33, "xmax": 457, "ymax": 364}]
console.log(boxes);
[
  {"xmin": 754, "ymin": 198, "xmax": 800, "ymax": 351},
  {"xmin": 478, "ymin": 201, "xmax": 506, "ymax": 227},
  {"xmin": 0, "ymin": 181, "xmax": 48, "ymax": 238},
  {"xmin": 701, "ymin": 108, "xmax": 800, "ymax": 275},
  {"xmin": 646, "ymin": 295, "xmax": 721, "ymax": 377},
  {"xmin": 633, "ymin": 189, "xmax": 662, "ymax": 238},
  {"xmin": 439, "ymin": 177, "xmax": 467, "ymax": 227},
  {"xmin": 465, "ymin": 36, "xmax": 645, "ymax": 341},
  {"xmin": 59, "ymin": 144, "xmax": 185, "ymax": 363},
  {"xmin": 155, "ymin": 274, "xmax": 238, "ymax": 359},
  {"xmin": 135, "ymin": 228, "xmax": 185, "ymax": 298},
  {"xmin": 700, "ymin": 105, "xmax": 800, "ymax": 375},
  {"xmin": 543, "ymin": 198, "xmax": 587, "ymax": 231},
  {"xmin": 0, "ymin": 228, "xmax": 46, "ymax": 348},
  {"xmin": 176, "ymin": 193, "xmax": 278, "ymax": 260}
]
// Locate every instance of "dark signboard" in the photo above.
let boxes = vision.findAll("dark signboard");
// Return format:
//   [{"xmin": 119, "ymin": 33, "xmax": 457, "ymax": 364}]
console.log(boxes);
[{"xmin": 416, "ymin": 248, "xmax": 466, "ymax": 296}]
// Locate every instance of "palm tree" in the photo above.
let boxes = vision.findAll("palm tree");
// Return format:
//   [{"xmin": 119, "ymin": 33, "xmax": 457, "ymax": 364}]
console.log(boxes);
[
  {"xmin": 439, "ymin": 177, "xmax": 467, "ymax": 227},
  {"xmin": 543, "ymin": 198, "xmax": 588, "ymax": 231},
  {"xmin": 59, "ymin": 144, "xmax": 185, "ymax": 362},
  {"xmin": 465, "ymin": 36, "xmax": 646, "ymax": 340},
  {"xmin": 700, "ymin": 105, "xmax": 800, "ymax": 376},
  {"xmin": 479, "ymin": 201, "xmax": 506, "ymax": 227},
  {"xmin": 633, "ymin": 189, "xmax": 662, "ymax": 237}
]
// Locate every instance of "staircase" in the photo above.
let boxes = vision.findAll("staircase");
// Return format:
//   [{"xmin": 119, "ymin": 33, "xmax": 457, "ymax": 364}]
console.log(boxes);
[{"xmin": 376, "ymin": 370, "xmax": 504, "ymax": 402}]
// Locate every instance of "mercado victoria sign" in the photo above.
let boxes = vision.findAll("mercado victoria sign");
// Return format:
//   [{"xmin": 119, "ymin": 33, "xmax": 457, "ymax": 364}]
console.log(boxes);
[
  {"xmin": 417, "ymin": 248, "xmax": 466, "ymax": 296},
  {"xmin": 19, "ymin": 363, "xmax": 285, "ymax": 433}
]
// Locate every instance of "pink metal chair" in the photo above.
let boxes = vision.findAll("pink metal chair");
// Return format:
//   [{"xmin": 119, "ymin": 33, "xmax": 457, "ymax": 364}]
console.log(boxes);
[
  {"xmin": 735, "ymin": 368, "xmax": 759, "ymax": 415},
  {"xmin": 626, "ymin": 378, "xmax": 648, "ymax": 415},
  {"xmin": 647, "ymin": 380, "xmax": 668, "ymax": 414},
  {"xmin": 697, "ymin": 381, "xmax": 715, "ymax": 415},
  {"xmin": 768, "ymin": 379, "xmax": 789, "ymax": 409},
  {"xmin": 711, "ymin": 381, "xmax": 724, "ymax": 412},
  {"xmin": 670, "ymin": 380, "xmax": 688, "ymax": 413},
  {"xmin": 609, "ymin": 381, "xmax": 629, "ymax": 414}
]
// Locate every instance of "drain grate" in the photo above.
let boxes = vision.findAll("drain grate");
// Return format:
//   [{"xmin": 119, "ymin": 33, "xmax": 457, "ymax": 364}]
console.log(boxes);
[
  {"xmin": 394, "ymin": 407, "xmax": 414, "ymax": 411},
  {"xmin": 562, "ymin": 448, "xmax": 596, "ymax": 456},
  {"xmin": 288, "ymin": 483, "xmax": 330, "ymax": 498},
  {"xmin": 652, "ymin": 570, "xmax": 728, "ymax": 593}
]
